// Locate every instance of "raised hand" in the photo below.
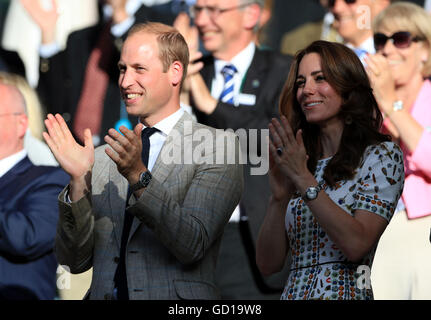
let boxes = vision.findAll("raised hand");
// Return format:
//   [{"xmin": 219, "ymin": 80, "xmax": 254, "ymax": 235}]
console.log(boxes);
[
  {"xmin": 174, "ymin": 12, "xmax": 199, "ymax": 55},
  {"xmin": 268, "ymin": 116, "xmax": 310, "ymax": 193},
  {"xmin": 105, "ymin": 0, "xmax": 128, "ymax": 24},
  {"xmin": 364, "ymin": 53, "xmax": 397, "ymax": 111},
  {"xmin": 175, "ymin": 12, "xmax": 204, "ymax": 101},
  {"xmin": 20, "ymin": 0, "xmax": 58, "ymax": 44},
  {"xmin": 43, "ymin": 114, "xmax": 95, "ymax": 179},
  {"xmin": 104, "ymin": 123, "xmax": 145, "ymax": 185},
  {"xmin": 43, "ymin": 114, "xmax": 95, "ymax": 201},
  {"xmin": 364, "ymin": 53, "xmax": 400, "ymax": 138}
]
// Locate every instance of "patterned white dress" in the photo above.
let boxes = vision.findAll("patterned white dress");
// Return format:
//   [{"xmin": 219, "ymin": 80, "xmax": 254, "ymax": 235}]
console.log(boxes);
[{"xmin": 281, "ymin": 142, "xmax": 404, "ymax": 300}]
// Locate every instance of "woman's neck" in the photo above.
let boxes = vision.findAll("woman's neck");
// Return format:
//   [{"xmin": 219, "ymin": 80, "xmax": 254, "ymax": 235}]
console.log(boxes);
[{"xmin": 319, "ymin": 121, "xmax": 344, "ymax": 159}]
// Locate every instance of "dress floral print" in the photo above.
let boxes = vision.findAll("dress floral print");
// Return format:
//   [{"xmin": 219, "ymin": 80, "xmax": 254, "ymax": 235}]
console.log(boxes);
[{"xmin": 281, "ymin": 142, "xmax": 404, "ymax": 300}]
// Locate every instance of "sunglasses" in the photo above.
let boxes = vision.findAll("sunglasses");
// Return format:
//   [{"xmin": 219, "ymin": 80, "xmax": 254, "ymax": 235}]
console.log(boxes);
[
  {"xmin": 328, "ymin": 0, "xmax": 356, "ymax": 8},
  {"xmin": 373, "ymin": 31, "xmax": 424, "ymax": 51}
]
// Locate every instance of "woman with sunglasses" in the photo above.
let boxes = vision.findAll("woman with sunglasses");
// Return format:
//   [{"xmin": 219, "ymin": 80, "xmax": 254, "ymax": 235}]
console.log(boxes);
[
  {"xmin": 256, "ymin": 40, "xmax": 404, "ymax": 300},
  {"xmin": 365, "ymin": 2, "xmax": 431, "ymax": 299}
]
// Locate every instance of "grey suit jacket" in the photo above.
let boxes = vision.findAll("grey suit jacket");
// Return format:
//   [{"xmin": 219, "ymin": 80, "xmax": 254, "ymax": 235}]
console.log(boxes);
[{"xmin": 55, "ymin": 112, "xmax": 243, "ymax": 300}]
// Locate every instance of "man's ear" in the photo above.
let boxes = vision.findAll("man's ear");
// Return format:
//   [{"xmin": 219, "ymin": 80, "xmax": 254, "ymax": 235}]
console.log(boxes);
[
  {"xmin": 170, "ymin": 61, "xmax": 184, "ymax": 87},
  {"xmin": 243, "ymin": 3, "xmax": 262, "ymax": 31},
  {"xmin": 17, "ymin": 114, "xmax": 29, "ymax": 139}
]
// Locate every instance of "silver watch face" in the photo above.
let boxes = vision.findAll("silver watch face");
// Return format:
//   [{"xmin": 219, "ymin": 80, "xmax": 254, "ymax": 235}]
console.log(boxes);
[{"xmin": 305, "ymin": 187, "xmax": 318, "ymax": 200}]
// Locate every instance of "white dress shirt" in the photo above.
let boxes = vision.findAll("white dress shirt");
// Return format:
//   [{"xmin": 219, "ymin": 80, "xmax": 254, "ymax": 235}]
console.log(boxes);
[
  {"xmin": 24, "ymin": 130, "xmax": 58, "ymax": 166},
  {"xmin": 142, "ymin": 108, "xmax": 185, "ymax": 172},
  {"xmin": 0, "ymin": 149, "xmax": 27, "ymax": 179},
  {"xmin": 211, "ymin": 42, "xmax": 256, "ymax": 107},
  {"xmin": 211, "ymin": 42, "xmax": 256, "ymax": 222},
  {"xmin": 346, "ymin": 36, "xmax": 375, "ymax": 66}
]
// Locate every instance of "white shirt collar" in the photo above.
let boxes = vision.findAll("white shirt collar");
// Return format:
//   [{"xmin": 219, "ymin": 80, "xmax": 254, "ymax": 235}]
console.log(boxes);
[
  {"xmin": 214, "ymin": 42, "xmax": 256, "ymax": 78},
  {"xmin": 0, "ymin": 149, "xmax": 27, "ymax": 179},
  {"xmin": 346, "ymin": 36, "xmax": 375, "ymax": 55},
  {"xmin": 142, "ymin": 108, "xmax": 185, "ymax": 137}
]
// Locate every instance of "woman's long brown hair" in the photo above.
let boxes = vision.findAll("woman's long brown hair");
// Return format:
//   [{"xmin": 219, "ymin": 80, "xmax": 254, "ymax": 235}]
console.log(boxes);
[{"xmin": 279, "ymin": 40, "xmax": 390, "ymax": 187}]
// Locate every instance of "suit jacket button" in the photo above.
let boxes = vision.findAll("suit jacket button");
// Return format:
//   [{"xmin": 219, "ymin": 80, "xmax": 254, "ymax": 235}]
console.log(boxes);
[
  {"xmin": 104, "ymin": 293, "xmax": 112, "ymax": 300},
  {"xmin": 113, "ymin": 257, "xmax": 120, "ymax": 263}
]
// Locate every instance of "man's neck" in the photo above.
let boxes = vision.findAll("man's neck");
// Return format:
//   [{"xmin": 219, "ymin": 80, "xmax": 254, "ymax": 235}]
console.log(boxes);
[
  {"xmin": 347, "ymin": 31, "xmax": 372, "ymax": 49},
  {"xmin": 140, "ymin": 106, "xmax": 181, "ymax": 128}
]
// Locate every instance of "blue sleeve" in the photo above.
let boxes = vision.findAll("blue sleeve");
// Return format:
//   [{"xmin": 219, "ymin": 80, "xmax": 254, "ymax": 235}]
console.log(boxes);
[{"xmin": 0, "ymin": 168, "xmax": 69, "ymax": 260}]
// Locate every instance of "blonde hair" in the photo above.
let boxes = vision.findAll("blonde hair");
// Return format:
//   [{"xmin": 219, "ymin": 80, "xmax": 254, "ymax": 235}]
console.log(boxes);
[
  {"xmin": 127, "ymin": 22, "xmax": 189, "ymax": 86},
  {"xmin": 0, "ymin": 72, "xmax": 45, "ymax": 141},
  {"xmin": 373, "ymin": 2, "xmax": 431, "ymax": 77}
]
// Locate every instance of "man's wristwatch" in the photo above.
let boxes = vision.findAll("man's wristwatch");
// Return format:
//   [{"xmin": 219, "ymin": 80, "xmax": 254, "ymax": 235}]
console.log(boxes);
[
  {"xmin": 130, "ymin": 171, "xmax": 152, "ymax": 193},
  {"xmin": 303, "ymin": 185, "xmax": 322, "ymax": 201}
]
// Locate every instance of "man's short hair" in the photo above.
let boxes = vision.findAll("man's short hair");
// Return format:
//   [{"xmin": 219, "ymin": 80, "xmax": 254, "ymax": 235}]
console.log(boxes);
[
  {"xmin": 0, "ymin": 74, "xmax": 27, "ymax": 115},
  {"xmin": 242, "ymin": 0, "xmax": 265, "ymax": 7},
  {"xmin": 127, "ymin": 22, "xmax": 189, "ymax": 86}
]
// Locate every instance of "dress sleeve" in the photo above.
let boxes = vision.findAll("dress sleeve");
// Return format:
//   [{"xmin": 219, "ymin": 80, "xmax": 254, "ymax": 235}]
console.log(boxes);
[{"xmin": 352, "ymin": 142, "xmax": 405, "ymax": 222}]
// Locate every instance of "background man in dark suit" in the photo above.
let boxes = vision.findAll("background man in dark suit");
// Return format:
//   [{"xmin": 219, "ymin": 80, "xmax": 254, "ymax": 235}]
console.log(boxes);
[
  {"xmin": 0, "ymin": 80, "xmax": 69, "ymax": 300},
  {"xmin": 0, "ymin": 47, "xmax": 26, "ymax": 77},
  {"xmin": 178, "ymin": 0, "xmax": 291, "ymax": 299},
  {"xmin": 22, "ymin": 0, "xmax": 175, "ymax": 146},
  {"xmin": 43, "ymin": 22, "xmax": 243, "ymax": 300}
]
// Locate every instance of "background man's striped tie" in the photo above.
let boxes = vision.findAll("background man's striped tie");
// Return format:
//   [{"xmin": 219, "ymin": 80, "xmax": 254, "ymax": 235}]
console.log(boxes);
[{"xmin": 220, "ymin": 64, "xmax": 237, "ymax": 104}]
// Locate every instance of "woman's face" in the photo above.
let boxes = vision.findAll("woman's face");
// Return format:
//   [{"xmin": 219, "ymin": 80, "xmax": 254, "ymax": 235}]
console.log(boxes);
[
  {"xmin": 375, "ymin": 26, "xmax": 429, "ymax": 87},
  {"xmin": 296, "ymin": 53, "xmax": 343, "ymax": 129}
]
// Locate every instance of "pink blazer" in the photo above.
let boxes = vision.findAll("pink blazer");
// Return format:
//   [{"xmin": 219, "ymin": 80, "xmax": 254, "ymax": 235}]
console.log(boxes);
[{"xmin": 385, "ymin": 80, "xmax": 431, "ymax": 219}]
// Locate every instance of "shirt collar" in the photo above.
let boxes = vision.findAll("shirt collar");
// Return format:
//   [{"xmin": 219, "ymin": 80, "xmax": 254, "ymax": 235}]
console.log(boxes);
[
  {"xmin": 0, "ymin": 149, "xmax": 27, "ymax": 179},
  {"xmin": 141, "ymin": 108, "xmax": 185, "ymax": 137},
  {"xmin": 346, "ymin": 36, "xmax": 376, "ymax": 55},
  {"xmin": 214, "ymin": 42, "xmax": 256, "ymax": 77}
]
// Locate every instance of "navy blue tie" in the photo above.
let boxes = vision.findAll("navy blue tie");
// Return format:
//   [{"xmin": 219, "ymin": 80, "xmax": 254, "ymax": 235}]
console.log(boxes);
[
  {"xmin": 141, "ymin": 127, "xmax": 159, "ymax": 168},
  {"xmin": 220, "ymin": 64, "xmax": 237, "ymax": 104},
  {"xmin": 113, "ymin": 126, "xmax": 159, "ymax": 300}
]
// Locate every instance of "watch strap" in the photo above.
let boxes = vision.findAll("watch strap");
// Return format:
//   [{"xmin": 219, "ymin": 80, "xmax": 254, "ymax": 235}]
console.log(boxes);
[{"xmin": 130, "ymin": 171, "xmax": 152, "ymax": 193}]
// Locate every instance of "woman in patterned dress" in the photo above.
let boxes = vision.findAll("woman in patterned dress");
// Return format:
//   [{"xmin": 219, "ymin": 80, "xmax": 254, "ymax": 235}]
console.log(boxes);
[{"xmin": 256, "ymin": 40, "xmax": 404, "ymax": 300}]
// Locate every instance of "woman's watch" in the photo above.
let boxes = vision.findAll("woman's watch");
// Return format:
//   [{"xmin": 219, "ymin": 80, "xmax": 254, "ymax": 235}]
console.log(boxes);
[
  {"xmin": 130, "ymin": 171, "xmax": 152, "ymax": 193},
  {"xmin": 303, "ymin": 185, "xmax": 322, "ymax": 201}
]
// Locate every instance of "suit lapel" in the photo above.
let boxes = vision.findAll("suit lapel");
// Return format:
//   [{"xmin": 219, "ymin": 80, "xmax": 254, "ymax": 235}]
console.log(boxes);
[
  {"xmin": 128, "ymin": 112, "xmax": 193, "ymax": 240},
  {"xmin": 151, "ymin": 112, "xmax": 193, "ymax": 184},
  {"xmin": 0, "ymin": 157, "xmax": 32, "ymax": 193},
  {"xmin": 106, "ymin": 158, "xmax": 129, "ymax": 249},
  {"xmin": 201, "ymin": 56, "xmax": 215, "ymax": 90},
  {"xmin": 241, "ymin": 48, "xmax": 267, "ymax": 96},
  {"xmin": 201, "ymin": 49, "xmax": 267, "ymax": 97}
]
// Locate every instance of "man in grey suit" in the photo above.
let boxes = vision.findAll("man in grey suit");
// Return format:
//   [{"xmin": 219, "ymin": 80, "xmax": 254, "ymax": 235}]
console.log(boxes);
[
  {"xmin": 176, "ymin": 0, "xmax": 291, "ymax": 299},
  {"xmin": 43, "ymin": 22, "xmax": 243, "ymax": 300}
]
